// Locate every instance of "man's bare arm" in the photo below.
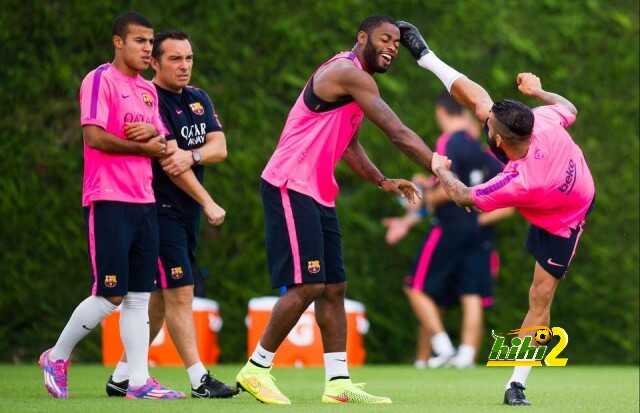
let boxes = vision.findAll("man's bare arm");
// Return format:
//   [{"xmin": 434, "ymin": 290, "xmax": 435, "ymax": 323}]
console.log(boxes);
[
  {"xmin": 433, "ymin": 166, "xmax": 474, "ymax": 207},
  {"xmin": 478, "ymin": 207, "xmax": 515, "ymax": 226},
  {"xmin": 341, "ymin": 137, "xmax": 385, "ymax": 185},
  {"xmin": 160, "ymin": 131, "xmax": 227, "ymax": 176},
  {"xmin": 83, "ymin": 125, "xmax": 166, "ymax": 157},
  {"xmin": 338, "ymin": 67, "xmax": 434, "ymax": 171},
  {"xmin": 517, "ymin": 72, "xmax": 577, "ymax": 115}
]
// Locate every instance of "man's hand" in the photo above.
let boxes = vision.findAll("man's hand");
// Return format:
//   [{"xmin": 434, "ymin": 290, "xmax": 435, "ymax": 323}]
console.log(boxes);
[
  {"xmin": 382, "ymin": 216, "xmax": 413, "ymax": 245},
  {"xmin": 124, "ymin": 122, "xmax": 158, "ymax": 142},
  {"xmin": 517, "ymin": 72, "xmax": 543, "ymax": 97},
  {"xmin": 141, "ymin": 136, "xmax": 168, "ymax": 157},
  {"xmin": 431, "ymin": 152, "xmax": 452, "ymax": 175},
  {"xmin": 204, "ymin": 201, "xmax": 226, "ymax": 226},
  {"xmin": 160, "ymin": 148, "xmax": 195, "ymax": 176},
  {"xmin": 381, "ymin": 178, "xmax": 422, "ymax": 204},
  {"xmin": 396, "ymin": 20, "xmax": 430, "ymax": 60}
]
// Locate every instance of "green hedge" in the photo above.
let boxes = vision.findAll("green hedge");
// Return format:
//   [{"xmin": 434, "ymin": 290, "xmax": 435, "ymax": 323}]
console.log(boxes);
[{"xmin": 0, "ymin": 0, "xmax": 637, "ymax": 364}]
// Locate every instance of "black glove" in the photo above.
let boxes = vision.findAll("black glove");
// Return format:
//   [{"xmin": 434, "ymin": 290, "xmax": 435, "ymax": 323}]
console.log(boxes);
[{"xmin": 396, "ymin": 20, "xmax": 430, "ymax": 60}]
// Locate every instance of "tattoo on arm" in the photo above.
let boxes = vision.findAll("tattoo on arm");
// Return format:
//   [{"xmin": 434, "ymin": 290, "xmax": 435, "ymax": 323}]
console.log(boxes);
[{"xmin": 435, "ymin": 167, "xmax": 474, "ymax": 207}]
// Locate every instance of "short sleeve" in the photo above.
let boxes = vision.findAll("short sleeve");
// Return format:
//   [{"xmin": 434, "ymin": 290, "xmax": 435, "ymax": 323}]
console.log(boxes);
[
  {"xmin": 151, "ymin": 88, "xmax": 171, "ymax": 138},
  {"xmin": 80, "ymin": 67, "xmax": 110, "ymax": 129},
  {"xmin": 533, "ymin": 104, "xmax": 576, "ymax": 129},
  {"xmin": 471, "ymin": 169, "xmax": 525, "ymax": 211},
  {"xmin": 201, "ymin": 91, "xmax": 223, "ymax": 133}
]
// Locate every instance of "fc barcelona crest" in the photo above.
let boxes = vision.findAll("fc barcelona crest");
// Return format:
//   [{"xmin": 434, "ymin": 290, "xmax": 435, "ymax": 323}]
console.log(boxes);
[
  {"xmin": 142, "ymin": 93, "xmax": 153, "ymax": 107},
  {"xmin": 170, "ymin": 266, "xmax": 184, "ymax": 280},
  {"xmin": 307, "ymin": 260, "xmax": 321, "ymax": 274},
  {"xmin": 190, "ymin": 102, "xmax": 205, "ymax": 115},
  {"xmin": 104, "ymin": 275, "xmax": 118, "ymax": 288}
]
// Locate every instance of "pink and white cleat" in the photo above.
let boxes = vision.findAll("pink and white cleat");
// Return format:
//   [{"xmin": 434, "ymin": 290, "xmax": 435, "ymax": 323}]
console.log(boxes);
[
  {"xmin": 126, "ymin": 377, "xmax": 185, "ymax": 400},
  {"xmin": 39, "ymin": 348, "xmax": 69, "ymax": 399}
]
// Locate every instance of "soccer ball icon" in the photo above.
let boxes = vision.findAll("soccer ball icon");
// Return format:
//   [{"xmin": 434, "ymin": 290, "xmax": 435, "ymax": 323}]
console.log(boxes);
[{"xmin": 534, "ymin": 327, "xmax": 553, "ymax": 345}]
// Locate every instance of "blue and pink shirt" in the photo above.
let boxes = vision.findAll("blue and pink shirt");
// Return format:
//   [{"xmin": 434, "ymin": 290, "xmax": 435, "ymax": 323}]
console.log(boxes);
[
  {"xmin": 261, "ymin": 52, "xmax": 365, "ymax": 207},
  {"xmin": 471, "ymin": 104, "xmax": 595, "ymax": 238},
  {"xmin": 79, "ymin": 63, "xmax": 168, "ymax": 206}
]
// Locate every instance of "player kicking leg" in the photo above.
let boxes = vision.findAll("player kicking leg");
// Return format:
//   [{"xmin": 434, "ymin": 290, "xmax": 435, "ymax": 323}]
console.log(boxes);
[{"xmin": 398, "ymin": 21, "xmax": 595, "ymax": 406}]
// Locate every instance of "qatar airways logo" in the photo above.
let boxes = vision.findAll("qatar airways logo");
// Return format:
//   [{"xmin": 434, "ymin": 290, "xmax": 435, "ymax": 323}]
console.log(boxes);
[
  {"xmin": 124, "ymin": 112, "xmax": 152, "ymax": 123},
  {"xmin": 558, "ymin": 159, "xmax": 577, "ymax": 194},
  {"xmin": 181, "ymin": 122, "xmax": 206, "ymax": 146}
]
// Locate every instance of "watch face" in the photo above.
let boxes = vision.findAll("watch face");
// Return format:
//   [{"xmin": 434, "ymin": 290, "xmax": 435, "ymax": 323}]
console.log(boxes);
[{"xmin": 192, "ymin": 151, "xmax": 201, "ymax": 163}]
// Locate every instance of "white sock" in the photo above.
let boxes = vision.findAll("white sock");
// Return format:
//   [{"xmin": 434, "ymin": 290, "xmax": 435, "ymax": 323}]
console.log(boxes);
[
  {"xmin": 187, "ymin": 362, "xmax": 208, "ymax": 388},
  {"xmin": 323, "ymin": 352, "xmax": 349, "ymax": 381},
  {"xmin": 417, "ymin": 52, "xmax": 464, "ymax": 92},
  {"xmin": 431, "ymin": 331, "xmax": 455, "ymax": 356},
  {"xmin": 50, "ymin": 296, "xmax": 117, "ymax": 361},
  {"xmin": 112, "ymin": 361, "xmax": 129, "ymax": 382},
  {"xmin": 250, "ymin": 342, "xmax": 275, "ymax": 368},
  {"xmin": 506, "ymin": 366, "xmax": 532, "ymax": 389},
  {"xmin": 455, "ymin": 344, "xmax": 476, "ymax": 365},
  {"xmin": 120, "ymin": 292, "xmax": 150, "ymax": 387}
]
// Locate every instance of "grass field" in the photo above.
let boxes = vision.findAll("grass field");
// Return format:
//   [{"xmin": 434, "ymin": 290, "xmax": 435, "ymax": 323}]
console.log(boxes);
[{"xmin": 1, "ymin": 364, "xmax": 638, "ymax": 412}]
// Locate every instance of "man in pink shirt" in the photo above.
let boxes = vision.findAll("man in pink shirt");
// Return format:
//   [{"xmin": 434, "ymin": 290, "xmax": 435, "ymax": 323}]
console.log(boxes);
[
  {"xmin": 399, "ymin": 22, "xmax": 595, "ymax": 406},
  {"xmin": 39, "ymin": 12, "xmax": 183, "ymax": 400},
  {"xmin": 236, "ymin": 16, "xmax": 435, "ymax": 405}
]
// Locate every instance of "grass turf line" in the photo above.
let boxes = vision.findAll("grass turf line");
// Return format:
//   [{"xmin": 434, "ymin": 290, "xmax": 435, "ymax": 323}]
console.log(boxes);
[{"xmin": 1, "ymin": 364, "xmax": 637, "ymax": 412}]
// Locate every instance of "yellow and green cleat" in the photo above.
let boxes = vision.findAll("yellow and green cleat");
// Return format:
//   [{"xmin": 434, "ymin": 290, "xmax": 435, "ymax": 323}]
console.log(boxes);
[
  {"xmin": 321, "ymin": 378, "xmax": 392, "ymax": 404},
  {"xmin": 235, "ymin": 361, "xmax": 291, "ymax": 405}
]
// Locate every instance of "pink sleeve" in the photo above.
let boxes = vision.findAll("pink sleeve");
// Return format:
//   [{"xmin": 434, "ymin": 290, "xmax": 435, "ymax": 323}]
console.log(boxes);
[
  {"xmin": 471, "ymin": 170, "xmax": 525, "ymax": 211},
  {"xmin": 533, "ymin": 104, "xmax": 576, "ymax": 129},
  {"xmin": 80, "ymin": 68, "xmax": 110, "ymax": 129},
  {"xmin": 151, "ymin": 88, "xmax": 170, "ymax": 137}
]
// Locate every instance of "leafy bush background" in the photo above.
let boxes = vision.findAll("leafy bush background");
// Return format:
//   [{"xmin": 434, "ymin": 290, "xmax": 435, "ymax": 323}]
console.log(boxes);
[{"xmin": 0, "ymin": 0, "xmax": 637, "ymax": 363}]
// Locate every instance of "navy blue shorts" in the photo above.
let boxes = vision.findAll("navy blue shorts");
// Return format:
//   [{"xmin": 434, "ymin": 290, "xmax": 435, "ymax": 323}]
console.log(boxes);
[
  {"xmin": 404, "ymin": 226, "xmax": 495, "ymax": 307},
  {"xmin": 526, "ymin": 198, "xmax": 594, "ymax": 279},
  {"xmin": 261, "ymin": 179, "xmax": 346, "ymax": 289},
  {"xmin": 84, "ymin": 201, "xmax": 158, "ymax": 297},
  {"xmin": 155, "ymin": 211, "xmax": 199, "ymax": 289}
]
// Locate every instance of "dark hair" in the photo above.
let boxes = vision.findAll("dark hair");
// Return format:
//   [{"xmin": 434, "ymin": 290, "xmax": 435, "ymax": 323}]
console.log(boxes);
[
  {"xmin": 112, "ymin": 12, "xmax": 152, "ymax": 39},
  {"xmin": 152, "ymin": 30, "xmax": 191, "ymax": 60},
  {"xmin": 356, "ymin": 15, "xmax": 397, "ymax": 41},
  {"xmin": 435, "ymin": 92, "xmax": 464, "ymax": 116},
  {"xmin": 491, "ymin": 99, "xmax": 534, "ymax": 141}
]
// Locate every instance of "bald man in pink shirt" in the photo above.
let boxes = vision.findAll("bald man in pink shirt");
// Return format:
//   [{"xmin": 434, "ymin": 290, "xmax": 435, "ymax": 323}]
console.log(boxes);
[{"xmin": 399, "ymin": 22, "xmax": 595, "ymax": 406}]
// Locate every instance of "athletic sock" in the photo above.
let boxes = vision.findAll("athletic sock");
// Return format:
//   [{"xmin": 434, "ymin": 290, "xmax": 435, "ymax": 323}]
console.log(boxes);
[
  {"xmin": 120, "ymin": 292, "xmax": 150, "ymax": 387},
  {"xmin": 187, "ymin": 362, "xmax": 208, "ymax": 388},
  {"xmin": 112, "ymin": 361, "xmax": 129, "ymax": 382},
  {"xmin": 323, "ymin": 352, "xmax": 350, "ymax": 381},
  {"xmin": 417, "ymin": 52, "xmax": 464, "ymax": 92},
  {"xmin": 505, "ymin": 366, "xmax": 532, "ymax": 389},
  {"xmin": 250, "ymin": 342, "xmax": 275, "ymax": 368},
  {"xmin": 455, "ymin": 344, "xmax": 476, "ymax": 365},
  {"xmin": 431, "ymin": 331, "xmax": 455, "ymax": 356},
  {"xmin": 50, "ymin": 296, "xmax": 117, "ymax": 361}
]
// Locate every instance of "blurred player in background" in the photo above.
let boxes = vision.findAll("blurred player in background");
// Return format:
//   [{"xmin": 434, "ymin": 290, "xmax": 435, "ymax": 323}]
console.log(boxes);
[
  {"xmin": 235, "ymin": 15, "xmax": 437, "ymax": 405},
  {"xmin": 105, "ymin": 30, "xmax": 236, "ymax": 399},
  {"xmin": 39, "ymin": 12, "xmax": 183, "ymax": 400},
  {"xmin": 383, "ymin": 93, "xmax": 512, "ymax": 369},
  {"xmin": 399, "ymin": 21, "xmax": 595, "ymax": 406}
]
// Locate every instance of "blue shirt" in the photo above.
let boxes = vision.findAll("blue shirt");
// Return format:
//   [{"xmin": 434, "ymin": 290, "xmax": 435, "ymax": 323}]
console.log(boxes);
[{"xmin": 152, "ymin": 84, "xmax": 223, "ymax": 220}]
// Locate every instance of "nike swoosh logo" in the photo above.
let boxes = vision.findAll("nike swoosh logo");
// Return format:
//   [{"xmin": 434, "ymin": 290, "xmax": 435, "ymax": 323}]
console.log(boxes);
[
  {"xmin": 121, "ymin": 94, "xmax": 130, "ymax": 99},
  {"xmin": 546, "ymin": 258, "xmax": 565, "ymax": 267},
  {"xmin": 193, "ymin": 389, "xmax": 211, "ymax": 398},
  {"xmin": 258, "ymin": 353, "xmax": 266, "ymax": 359},
  {"xmin": 336, "ymin": 359, "xmax": 346, "ymax": 362},
  {"xmin": 82, "ymin": 324, "xmax": 94, "ymax": 331},
  {"xmin": 176, "ymin": 110, "xmax": 183, "ymax": 114}
]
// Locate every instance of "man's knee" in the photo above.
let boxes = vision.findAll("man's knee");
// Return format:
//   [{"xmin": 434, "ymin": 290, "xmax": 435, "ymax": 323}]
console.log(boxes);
[
  {"xmin": 288, "ymin": 283, "xmax": 325, "ymax": 304},
  {"xmin": 322, "ymin": 282, "xmax": 346, "ymax": 302},
  {"xmin": 529, "ymin": 281, "xmax": 555, "ymax": 310},
  {"xmin": 163, "ymin": 285, "xmax": 194, "ymax": 309},
  {"xmin": 105, "ymin": 295, "xmax": 124, "ymax": 306}
]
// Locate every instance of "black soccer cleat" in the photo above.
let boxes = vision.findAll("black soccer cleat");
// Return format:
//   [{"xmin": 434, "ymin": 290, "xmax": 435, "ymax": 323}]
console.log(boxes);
[
  {"xmin": 503, "ymin": 382, "xmax": 531, "ymax": 406},
  {"xmin": 105, "ymin": 375, "xmax": 128, "ymax": 397},
  {"xmin": 191, "ymin": 372, "xmax": 239, "ymax": 399},
  {"xmin": 396, "ymin": 20, "xmax": 430, "ymax": 60}
]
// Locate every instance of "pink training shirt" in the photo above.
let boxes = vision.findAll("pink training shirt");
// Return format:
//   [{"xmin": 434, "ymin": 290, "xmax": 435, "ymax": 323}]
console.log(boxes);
[
  {"xmin": 79, "ymin": 63, "xmax": 168, "ymax": 206},
  {"xmin": 471, "ymin": 104, "xmax": 595, "ymax": 238},
  {"xmin": 261, "ymin": 52, "xmax": 365, "ymax": 207}
]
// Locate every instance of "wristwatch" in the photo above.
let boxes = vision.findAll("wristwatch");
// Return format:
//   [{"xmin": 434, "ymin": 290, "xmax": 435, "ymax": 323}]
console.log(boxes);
[{"xmin": 191, "ymin": 150, "xmax": 202, "ymax": 165}]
